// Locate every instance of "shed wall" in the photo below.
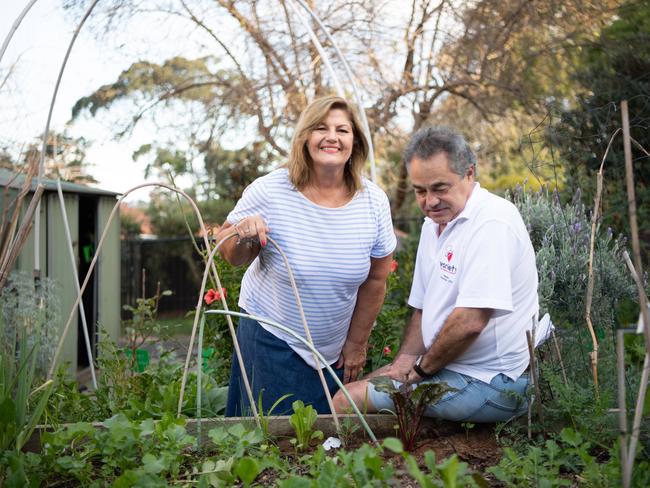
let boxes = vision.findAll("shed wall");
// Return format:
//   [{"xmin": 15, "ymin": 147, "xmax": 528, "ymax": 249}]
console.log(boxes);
[
  {"xmin": 96, "ymin": 197, "xmax": 120, "ymax": 343},
  {"xmin": 46, "ymin": 192, "xmax": 80, "ymax": 374}
]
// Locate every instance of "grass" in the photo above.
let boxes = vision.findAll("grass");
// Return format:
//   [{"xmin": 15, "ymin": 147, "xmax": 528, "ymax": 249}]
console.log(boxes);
[{"xmin": 156, "ymin": 314, "xmax": 195, "ymax": 336}]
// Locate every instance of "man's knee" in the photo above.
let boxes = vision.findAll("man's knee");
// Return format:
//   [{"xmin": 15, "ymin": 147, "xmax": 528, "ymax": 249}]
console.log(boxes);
[
  {"xmin": 332, "ymin": 388, "xmax": 350, "ymax": 413},
  {"xmin": 332, "ymin": 380, "xmax": 373, "ymax": 413}
]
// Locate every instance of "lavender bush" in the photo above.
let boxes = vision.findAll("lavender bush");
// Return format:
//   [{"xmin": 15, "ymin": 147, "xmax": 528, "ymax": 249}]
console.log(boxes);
[{"xmin": 510, "ymin": 185, "xmax": 636, "ymax": 334}]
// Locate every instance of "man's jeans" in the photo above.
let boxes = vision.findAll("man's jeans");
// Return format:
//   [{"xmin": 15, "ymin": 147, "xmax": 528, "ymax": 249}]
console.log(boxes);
[{"xmin": 368, "ymin": 368, "xmax": 529, "ymax": 423}]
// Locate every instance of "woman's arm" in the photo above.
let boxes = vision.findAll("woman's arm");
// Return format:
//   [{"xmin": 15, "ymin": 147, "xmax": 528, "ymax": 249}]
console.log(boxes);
[
  {"xmin": 336, "ymin": 254, "xmax": 393, "ymax": 383},
  {"xmin": 215, "ymin": 215, "xmax": 269, "ymax": 266}
]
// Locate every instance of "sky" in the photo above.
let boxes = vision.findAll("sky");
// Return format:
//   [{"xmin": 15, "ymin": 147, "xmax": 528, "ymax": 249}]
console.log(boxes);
[
  {"xmin": 0, "ymin": 0, "xmax": 193, "ymax": 200},
  {"xmin": 1, "ymin": 1, "xmax": 411, "ymax": 200}
]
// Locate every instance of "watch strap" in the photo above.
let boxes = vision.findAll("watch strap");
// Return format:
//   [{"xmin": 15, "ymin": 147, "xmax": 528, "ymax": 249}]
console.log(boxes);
[{"xmin": 412, "ymin": 362, "xmax": 435, "ymax": 379}]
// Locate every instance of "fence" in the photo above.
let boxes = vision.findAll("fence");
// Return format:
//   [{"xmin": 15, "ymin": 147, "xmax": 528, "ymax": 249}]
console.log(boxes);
[{"xmin": 121, "ymin": 236, "xmax": 206, "ymax": 317}]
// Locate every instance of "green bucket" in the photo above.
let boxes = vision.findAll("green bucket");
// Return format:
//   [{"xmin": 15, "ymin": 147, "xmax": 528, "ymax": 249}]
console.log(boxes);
[
  {"xmin": 202, "ymin": 347, "xmax": 215, "ymax": 371},
  {"xmin": 125, "ymin": 348, "xmax": 150, "ymax": 372}
]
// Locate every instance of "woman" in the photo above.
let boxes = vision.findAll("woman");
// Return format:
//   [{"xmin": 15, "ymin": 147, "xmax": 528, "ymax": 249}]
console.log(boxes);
[{"xmin": 217, "ymin": 96, "xmax": 396, "ymax": 416}]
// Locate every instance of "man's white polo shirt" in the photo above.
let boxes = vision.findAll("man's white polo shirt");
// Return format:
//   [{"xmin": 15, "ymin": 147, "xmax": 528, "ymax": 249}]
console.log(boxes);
[{"xmin": 408, "ymin": 183, "xmax": 539, "ymax": 383}]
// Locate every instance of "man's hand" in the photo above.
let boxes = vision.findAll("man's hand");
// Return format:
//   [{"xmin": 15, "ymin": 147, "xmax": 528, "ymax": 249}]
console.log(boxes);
[
  {"xmin": 336, "ymin": 340, "xmax": 367, "ymax": 383},
  {"xmin": 386, "ymin": 353, "xmax": 419, "ymax": 382},
  {"xmin": 403, "ymin": 369, "xmax": 424, "ymax": 385}
]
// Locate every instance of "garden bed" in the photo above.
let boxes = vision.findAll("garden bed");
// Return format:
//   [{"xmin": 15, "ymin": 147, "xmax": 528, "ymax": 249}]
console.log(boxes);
[{"xmin": 26, "ymin": 414, "xmax": 478, "ymax": 451}]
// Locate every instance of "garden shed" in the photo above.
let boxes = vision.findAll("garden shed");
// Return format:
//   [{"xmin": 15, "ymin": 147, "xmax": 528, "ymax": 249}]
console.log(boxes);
[{"xmin": 0, "ymin": 168, "xmax": 121, "ymax": 374}]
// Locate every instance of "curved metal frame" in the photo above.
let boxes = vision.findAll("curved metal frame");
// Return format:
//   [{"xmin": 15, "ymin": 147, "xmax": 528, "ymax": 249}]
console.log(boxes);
[
  {"xmin": 207, "ymin": 309, "xmax": 378, "ymax": 443},
  {"xmin": 291, "ymin": 0, "xmax": 377, "ymax": 182},
  {"xmin": 33, "ymin": 0, "xmax": 101, "ymax": 276},
  {"xmin": 175, "ymin": 230, "xmax": 340, "ymax": 430},
  {"xmin": 4, "ymin": 0, "xmax": 376, "ymax": 438},
  {"xmin": 0, "ymin": 0, "xmax": 39, "ymax": 65},
  {"xmin": 44, "ymin": 183, "xmax": 258, "ymax": 423},
  {"xmin": 55, "ymin": 180, "xmax": 97, "ymax": 389}
]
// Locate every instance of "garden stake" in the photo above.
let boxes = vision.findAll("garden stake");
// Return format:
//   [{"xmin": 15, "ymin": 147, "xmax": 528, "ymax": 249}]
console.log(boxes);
[
  {"xmin": 584, "ymin": 128, "xmax": 621, "ymax": 400},
  {"xmin": 196, "ymin": 313, "xmax": 206, "ymax": 448},
  {"xmin": 33, "ymin": 0, "xmax": 100, "ymax": 280},
  {"xmin": 0, "ymin": 185, "xmax": 44, "ymax": 291},
  {"xmin": 47, "ymin": 184, "xmax": 230, "ymax": 385},
  {"xmin": 207, "ymin": 309, "xmax": 378, "ymax": 444},
  {"xmin": 56, "ymin": 180, "xmax": 97, "ymax": 389},
  {"xmin": 526, "ymin": 328, "xmax": 543, "ymax": 424},
  {"xmin": 621, "ymin": 100, "xmax": 650, "ymax": 478},
  {"xmin": 616, "ymin": 329, "xmax": 630, "ymax": 488},
  {"xmin": 177, "ymin": 231, "xmax": 341, "ymax": 433},
  {"xmin": 0, "ymin": 147, "xmax": 36, "ymax": 280},
  {"xmin": 266, "ymin": 236, "xmax": 341, "ymax": 431},
  {"xmin": 177, "ymin": 231, "xmax": 259, "ymax": 426},
  {"xmin": 550, "ymin": 330, "xmax": 568, "ymax": 387},
  {"xmin": 621, "ymin": 251, "xmax": 649, "ymax": 480},
  {"xmin": 621, "ymin": 101, "xmax": 650, "ymax": 352}
]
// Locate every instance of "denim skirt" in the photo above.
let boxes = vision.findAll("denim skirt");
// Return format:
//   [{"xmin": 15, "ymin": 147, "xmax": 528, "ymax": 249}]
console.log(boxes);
[{"xmin": 225, "ymin": 310, "xmax": 344, "ymax": 416}]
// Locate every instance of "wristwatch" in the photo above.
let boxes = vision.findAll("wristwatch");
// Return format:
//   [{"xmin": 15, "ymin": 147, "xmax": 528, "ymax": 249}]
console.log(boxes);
[{"xmin": 412, "ymin": 356, "xmax": 435, "ymax": 379}]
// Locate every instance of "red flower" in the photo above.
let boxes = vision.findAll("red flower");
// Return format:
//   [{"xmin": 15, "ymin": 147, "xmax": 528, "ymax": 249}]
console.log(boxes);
[
  {"xmin": 390, "ymin": 260, "xmax": 398, "ymax": 273},
  {"xmin": 383, "ymin": 346, "xmax": 392, "ymax": 356},
  {"xmin": 204, "ymin": 288, "xmax": 227, "ymax": 305}
]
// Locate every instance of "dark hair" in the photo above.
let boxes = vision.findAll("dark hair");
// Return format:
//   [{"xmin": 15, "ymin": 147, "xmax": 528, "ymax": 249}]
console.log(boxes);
[{"xmin": 403, "ymin": 127, "xmax": 477, "ymax": 176}]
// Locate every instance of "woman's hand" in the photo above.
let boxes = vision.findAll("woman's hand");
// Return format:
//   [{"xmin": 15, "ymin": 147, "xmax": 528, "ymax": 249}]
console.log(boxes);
[
  {"xmin": 234, "ymin": 215, "xmax": 270, "ymax": 247},
  {"xmin": 336, "ymin": 340, "xmax": 367, "ymax": 383}
]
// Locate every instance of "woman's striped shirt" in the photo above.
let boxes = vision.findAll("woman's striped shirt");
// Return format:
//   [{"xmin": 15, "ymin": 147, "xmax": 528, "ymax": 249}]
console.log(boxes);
[{"xmin": 227, "ymin": 168, "xmax": 396, "ymax": 369}]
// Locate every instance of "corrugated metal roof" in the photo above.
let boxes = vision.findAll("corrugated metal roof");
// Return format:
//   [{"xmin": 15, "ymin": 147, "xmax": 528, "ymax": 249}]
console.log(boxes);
[{"xmin": 0, "ymin": 168, "xmax": 120, "ymax": 197}]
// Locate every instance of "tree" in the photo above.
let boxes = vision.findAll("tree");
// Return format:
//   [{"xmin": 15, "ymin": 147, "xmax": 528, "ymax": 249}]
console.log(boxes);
[
  {"xmin": 2, "ymin": 131, "xmax": 96, "ymax": 185},
  {"xmin": 65, "ymin": 0, "xmax": 619, "ymax": 218},
  {"xmin": 549, "ymin": 0, "xmax": 650, "ymax": 253}
]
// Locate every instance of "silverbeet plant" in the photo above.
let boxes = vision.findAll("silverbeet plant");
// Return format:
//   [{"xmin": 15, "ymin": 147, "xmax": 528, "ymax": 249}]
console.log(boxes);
[
  {"xmin": 289, "ymin": 400, "xmax": 323, "ymax": 452},
  {"xmin": 370, "ymin": 376, "xmax": 454, "ymax": 452}
]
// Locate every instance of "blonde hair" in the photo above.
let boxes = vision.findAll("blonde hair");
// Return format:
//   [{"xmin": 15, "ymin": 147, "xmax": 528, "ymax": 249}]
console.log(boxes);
[{"xmin": 287, "ymin": 96, "xmax": 369, "ymax": 194}]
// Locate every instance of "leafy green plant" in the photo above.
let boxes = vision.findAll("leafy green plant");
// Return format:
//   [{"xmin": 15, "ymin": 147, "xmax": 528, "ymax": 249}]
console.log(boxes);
[
  {"xmin": 258, "ymin": 391, "xmax": 292, "ymax": 438},
  {"xmin": 510, "ymin": 186, "xmax": 636, "ymax": 339},
  {"xmin": 461, "ymin": 421, "xmax": 475, "ymax": 440},
  {"xmin": 0, "ymin": 273, "xmax": 56, "ymax": 486},
  {"xmin": 368, "ymin": 238, "xmax": 418, "ymax": 373},
  {"xmin": 45, "ymin": 343, "xmax": 227, "ymax": 425},
  {"xmin": 370, "ymin": 376, "xmax": 454, "ymax": 451},
  {"xmin": 122, "ymin": 282, "xmax": 173, "ymax": 372},
  {"xmin": 38, "ymin": 413, "xmax": 194, "ymax": 485},
  {"xmin": 337, "ymin": 413, "xmax": 362, "ymax": 447},
  {"xmin": 404, "ymin": 449, "xmax": 486, "ymax": 488},
  {"xmin": 488, "ymin": 427, "xmax": 636, "ymax": 487},
  {"xmin": 289, "ymin": 400, "xmax": 323, "ymax": 451}
]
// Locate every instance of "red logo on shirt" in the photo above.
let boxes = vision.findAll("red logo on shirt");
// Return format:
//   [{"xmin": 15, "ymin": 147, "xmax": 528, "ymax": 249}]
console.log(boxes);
[{"xmin": 446, "ymin": 246, "xmax": 453, "ymax": 262}]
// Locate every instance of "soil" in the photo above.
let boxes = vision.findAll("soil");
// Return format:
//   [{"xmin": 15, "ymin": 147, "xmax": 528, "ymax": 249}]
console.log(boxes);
[{"xmin": 264, "ymin": 422, "xmax": 502, "ymax": 486}]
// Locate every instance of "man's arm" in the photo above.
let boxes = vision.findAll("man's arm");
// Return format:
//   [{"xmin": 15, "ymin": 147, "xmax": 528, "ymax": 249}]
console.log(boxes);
[
  {"xmin": 407, "ymin": 307, "xmax": 492, "ymax": 383},
  {"xmin": 337, "ymin": 254, "xmax": 393, "ymax": 383}
]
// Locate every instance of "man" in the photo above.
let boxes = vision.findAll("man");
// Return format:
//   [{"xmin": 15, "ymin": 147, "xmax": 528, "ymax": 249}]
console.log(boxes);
[{"xmin": 333, "ymin": 127, "xmax": 538, "ymax": 422}]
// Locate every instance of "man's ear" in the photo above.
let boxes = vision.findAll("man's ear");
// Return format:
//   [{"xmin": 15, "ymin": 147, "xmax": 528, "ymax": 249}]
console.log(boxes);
[{"xmin": 467, "ymin": 165, "xmax": 476, "ymax": 179}]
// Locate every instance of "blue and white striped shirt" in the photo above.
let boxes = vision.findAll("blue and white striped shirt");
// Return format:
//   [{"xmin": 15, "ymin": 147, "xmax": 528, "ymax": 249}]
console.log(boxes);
[{"xmin": 227, "ymin": 168, "xmax": 396, "ymax": 369}]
